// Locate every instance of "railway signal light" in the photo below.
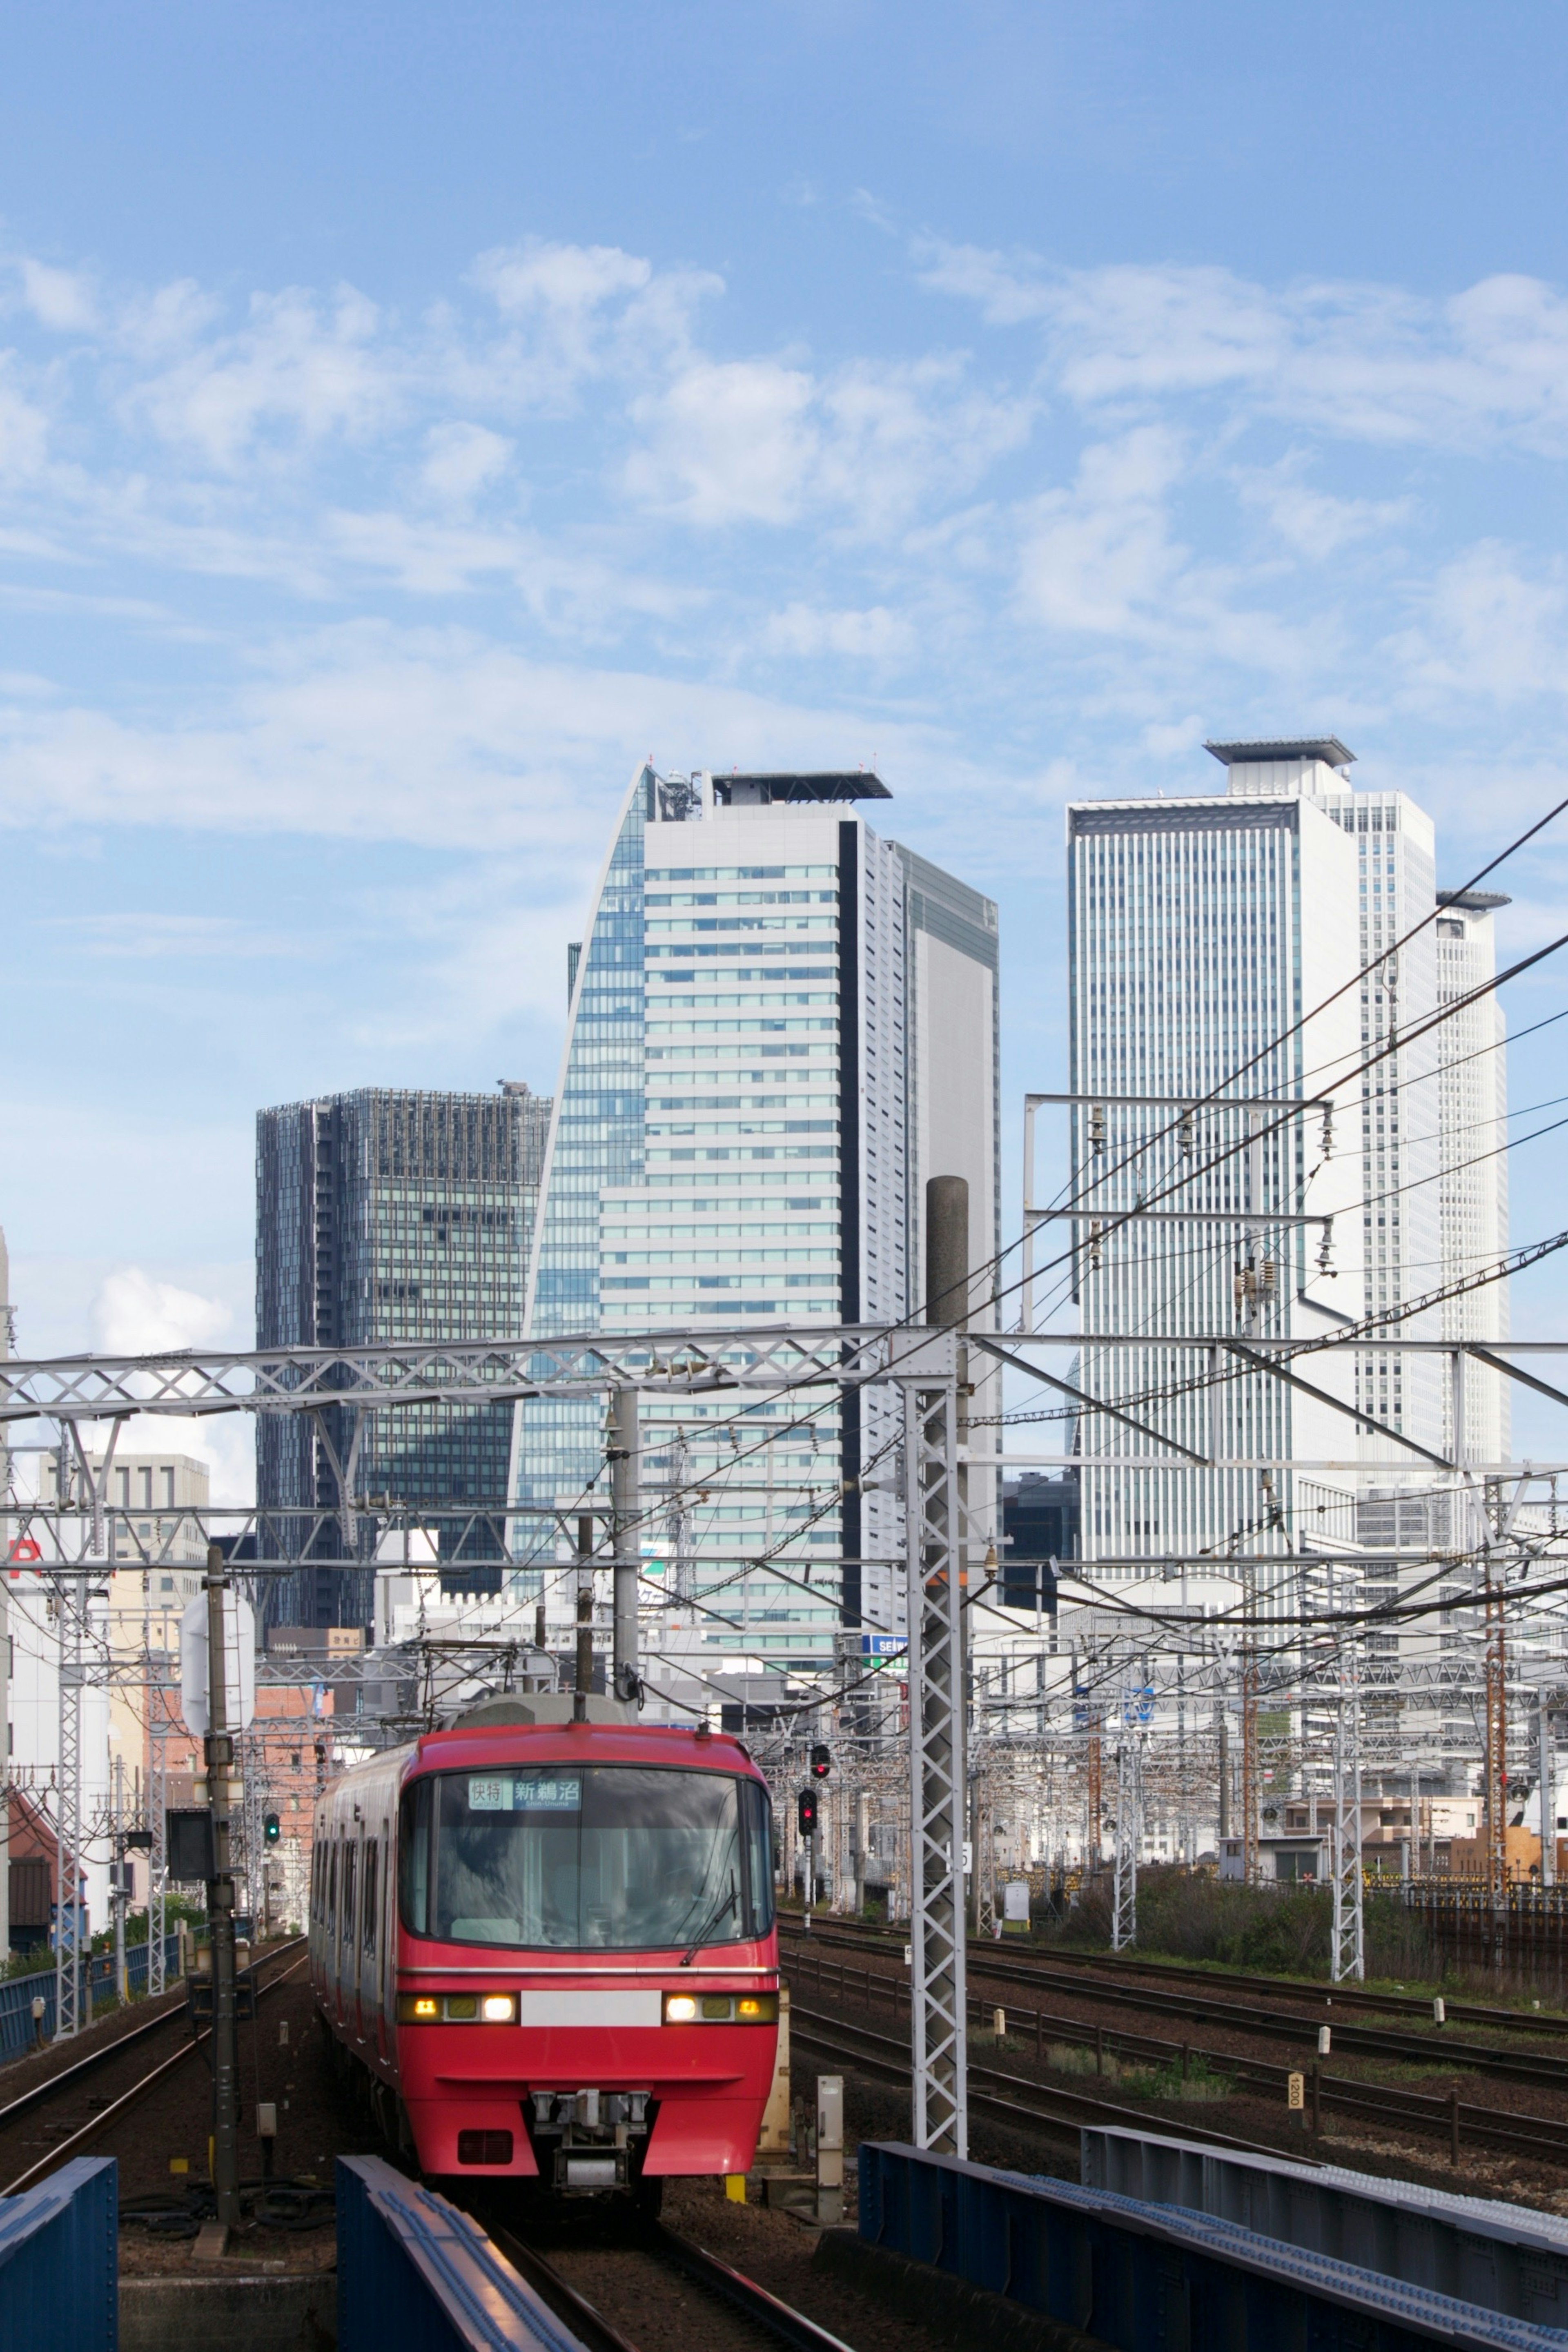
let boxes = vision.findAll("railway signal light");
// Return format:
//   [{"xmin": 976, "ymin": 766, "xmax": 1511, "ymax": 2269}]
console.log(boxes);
[
  {"xmin": 809, "ymin": 1744, "xmax": 831, "ymax": 1778},
  {"xmin": 263, "ymin": 1812, "xmax": 281, "ymax": 1844},
  {"xmin": 797, "ymin": 1788, "xmax": 819, "ymax": 1838}
]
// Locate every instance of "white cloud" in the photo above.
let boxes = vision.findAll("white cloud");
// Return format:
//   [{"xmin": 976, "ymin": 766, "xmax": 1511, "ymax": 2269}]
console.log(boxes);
[
  {"xmin": 1234, "ymin": 458, "xmax": 1413, "ymax": 560},
  {"xmin": 627, "ymin": 350, "xmax": 1030, "ymax": 532},
  {"xmin": 627, "ymin": 357, "xmax": 818, "ymax": 524},
  {"xmin": 919, "ymin": 243, "xmax": 1568, "ymax": 456},
  {"xmin": 0, "ymin": 624, "xmax": 958, "ymax": 847},
  {"xmin": 1390, "ymin": 545, "xmax": 1568, "ymax": 702},
  {"xmin": 1016, "ymin": 425, "xmax": 1189, "ymax": 636},
  {"xmin": 470, "ymin": 237, "xmax": 652, "ymax": 319},
  {"xmin": 91, "ymin": 1265, "xmax": 233, "ymax": 1354},
  {"xmin": 0, "ymin": 363, "xmax": 50, "ymax": 477},
  {"xmin": 761, "ymin": 601, "xmax": 916, "ymax": 662},
  {"xmin": 17, "ymin": 256, "xmax": 98, "ymax": 332},
  {"xmin": 421, "ymin": 419, "xmax": 513, "ymax": 504},
  {"xmin": 130, "ymin": 285, "xmax": 397, "ymax": 468}
]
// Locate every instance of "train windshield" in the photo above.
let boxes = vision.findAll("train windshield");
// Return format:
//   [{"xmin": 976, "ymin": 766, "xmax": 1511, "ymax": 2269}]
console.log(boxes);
[{"xmin": 401, "ymin": 1767, "xmax": 774, "ymax": 1951}]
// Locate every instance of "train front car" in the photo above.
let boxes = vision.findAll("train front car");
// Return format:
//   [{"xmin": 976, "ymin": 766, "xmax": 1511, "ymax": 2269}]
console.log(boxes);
[{"xmin": 390, "ymin": 1720, "xmax": 778, "ymax": 2198}]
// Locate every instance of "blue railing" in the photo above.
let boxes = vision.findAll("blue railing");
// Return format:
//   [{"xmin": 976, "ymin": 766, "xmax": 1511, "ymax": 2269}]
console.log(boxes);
[
  {"xmin": 859, "ymin": 2140, "xmax": 1568, "ymax": 2352},
  {"xmin": 337, "ymin": 2154, "xmax": 592, "ymax": 2352},
  {"xmin": 0, "ymin": 1934, "xmax": 183, "ymax": 2062},
  {"xmin": 0, "ymin": 2155, "xmax": 118, "ymax": 2350},
  {"xmin": 1082, "ymin": 2122, "xmax": 1568, "ymax": 2327}
]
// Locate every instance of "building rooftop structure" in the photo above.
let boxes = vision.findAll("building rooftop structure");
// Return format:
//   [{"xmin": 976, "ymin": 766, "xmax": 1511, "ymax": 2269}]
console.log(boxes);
[
  {"xmin": 1204, "ymin": 737, "xmax": 1356, "ymax": 770},
  {"xmin": 1439, "ymin": 887, "xmax": 1512, "ymax": 912},
  {"xmin": 710, "ymin": 771, "xmax": 891, "ymax": 804}
]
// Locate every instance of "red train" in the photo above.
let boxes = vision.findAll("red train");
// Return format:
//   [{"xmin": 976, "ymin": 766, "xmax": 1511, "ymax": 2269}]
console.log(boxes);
[{"xmin": 310, "ymin": 1708, "xmax": 779, "ymax": 2202}]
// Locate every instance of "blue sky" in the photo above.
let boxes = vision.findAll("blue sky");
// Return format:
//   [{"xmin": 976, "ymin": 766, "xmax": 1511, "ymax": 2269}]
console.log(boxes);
[{"xmin": 3, "ymin": 1, "xmax": 1568, "ymax": 1477}]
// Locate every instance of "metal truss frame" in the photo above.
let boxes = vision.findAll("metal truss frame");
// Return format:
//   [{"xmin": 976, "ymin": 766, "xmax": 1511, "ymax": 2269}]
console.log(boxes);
[
  {"xmin": 900, "ymin": 1336, "xmax": 966, "ymax": 2159},
  {"xmin": 54, "ymin": 1581, "xmax": 86, "ymax": 2038},
  {"xmin": 0, "ymin": 1324, "xmax": 935, "ymax": 1424},
  {"xmin": 1329, "ymin": 1609, "xmax": 1365, "ymax": 1984},
  {"xmin": 1111, "ymin": 1682, "xmax": 1143, "ymax": 1952}
]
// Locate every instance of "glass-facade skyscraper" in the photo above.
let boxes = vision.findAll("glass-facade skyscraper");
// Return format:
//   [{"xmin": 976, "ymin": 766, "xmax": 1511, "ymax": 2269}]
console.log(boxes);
[
  {"xmin": 510, "ymin": 764, "xmax": 1000, "ymax": 1679},
  {"xmin": 256, "ymin": 1084, "xmax": 551, "ymax": 1627}
]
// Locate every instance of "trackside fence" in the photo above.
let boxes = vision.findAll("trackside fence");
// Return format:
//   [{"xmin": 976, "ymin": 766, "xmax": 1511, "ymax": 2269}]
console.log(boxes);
[
  {"xmin": 0, "ymin": 2154, "xmax": 118, "ymax": 2350},
  {"xmin": 0, "ymin": 1934, "xmax": 184, "ymax": 2062},
  {"xmin": 1082, "ymin": 2123, "xmax": 1568, "ymax": 2328},
  {"xmin": 858, "ymin": 2140, "xmax": 1568, "ymax": 2352},
  {"xmin": 336, "ymin": 2155, "xmax": 592, "ymax": 2352}
]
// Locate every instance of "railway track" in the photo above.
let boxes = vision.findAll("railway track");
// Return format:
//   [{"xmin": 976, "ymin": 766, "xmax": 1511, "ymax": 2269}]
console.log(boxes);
[
  {"xmin": 481, "ymin": 2206, "xmax": 860, "ymax": 2352},
  {"xmin": 786, "ymin": 1963, "xmax": 1568, "ymax": 2171},
  {"xmin": 0, "ymin": 1937, "xmax": 309, "ymax": 2197},
  {"xmin": 787, "ymin": 2000, "xmax": 1289, "ymax": 2159},
  {"xmin": 780, "ymin": 1918, "xmax": 1568, "ymax": 2087},
  {"xmin": 780, "ymin": 1913, "xmax": 1568, "ymax": 2038}
]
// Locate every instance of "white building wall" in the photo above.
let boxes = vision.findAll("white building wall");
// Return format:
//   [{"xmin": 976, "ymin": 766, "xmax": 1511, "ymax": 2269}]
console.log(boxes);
[
  {"xmin": 1065, "ymin": 790, "xmax": 1361, "ymax": 1580},
  {"xmin": 1435, "ymin": 898, "xmax": 1510, "ymax": 1466}
]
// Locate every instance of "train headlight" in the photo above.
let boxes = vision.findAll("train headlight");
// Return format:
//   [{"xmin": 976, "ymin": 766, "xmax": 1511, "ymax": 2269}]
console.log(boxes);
[
  {"xmin": 398, "ymin": 1991, "xmax": 518, "ymax": 2024},
  {"xmin": 663, "ymin": 1991, "xmax": 776, "ymax": 2024}
]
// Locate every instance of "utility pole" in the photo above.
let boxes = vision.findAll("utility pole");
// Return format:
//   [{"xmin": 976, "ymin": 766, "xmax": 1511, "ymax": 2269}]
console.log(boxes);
[
  {"xmin": 609, "ymin": 1385, "xmax": 640, "ymax": 1702},
  {"xmin": 204, "ymin": 1544, "xmax": 242, "ymax": 2231},
  {"xmin": 1111, "ymin": 1671, "xmax": 1143, "ymax": 1951},
  {"xmin": 111, "ymin": 1754, "xmax": 128, "ymax": 2005},
  {"xmin": 145, "ymin": 1577, "xmax": 169, "ymax": 1996},
  {"xmin": 53, "ymin": 1572, "xmax": 84, "ymax": 2041},
  {"xmin": 904, "ymin": 1174, "xmax": 968, "ymax": 2157},
  {"xmin": 1539, "ymin": 1700, "xmax": 1556, "ymax": 1890},
  {"xmin": 573, "ymin": 1511, "xmax": 595, "ymax": 1722},
  {"xmin": 1330, "ymin": 1593, "xmax": 1365, "ymax": 1984},
  {"xmin": 1087, "ymin": 1707, "xmax": 1103, "ymax": 1866},
  {"xmin": 1484, "ymin": 1555, "xmax": 1508, "ymax": 1945},
  {"xmin": 1241, "ymin": 1571, "xmax": 1261, "ymax": 1887}
]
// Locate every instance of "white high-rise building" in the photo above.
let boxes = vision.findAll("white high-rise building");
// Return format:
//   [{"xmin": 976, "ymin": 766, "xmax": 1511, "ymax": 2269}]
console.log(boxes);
[
  {"xmin": 1064, "ymin": 742, "xmax": 1366, "ymax": 1590},
  {"xmin": 1434, "ymin": 889, "xmax": 1510, "ymax": 1469},
  {"xmin": 1062, "ymin": 737, "xmax": 1515, "ymax": 1830},
  {"xmin": 511, "ymin": 766, "xmax": 1000, "ymax": 1682}
]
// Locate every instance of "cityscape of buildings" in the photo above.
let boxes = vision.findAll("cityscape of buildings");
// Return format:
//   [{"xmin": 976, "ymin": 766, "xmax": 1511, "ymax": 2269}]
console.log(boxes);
[{"xmin": 0, "ymin": 734, "xmax": 1557, "ymax": 1950}]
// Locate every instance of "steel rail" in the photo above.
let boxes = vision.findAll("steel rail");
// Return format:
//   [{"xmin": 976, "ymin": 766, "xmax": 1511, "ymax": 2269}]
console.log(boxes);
[
  {"xmin": 778, "ymin": 1914, "xmax": 1568, "ymax": 2039},
  {"xmin": 787, "ymin": 2002, "xmax": 1292, "ymax": 2161},
  {"xmin": 0, "ymin": 1935, "xmax": 307, "ymax": 2135},
  {"xmin": 478, "ymin": 2206, "xmax": 860, "ymax": 2352},
  {"xmin": 0, "ymin": 1945, "xmax": 308, "ymax": 2197},
  {"xmin": 950, "ymin": 1952, "xmax": 1568, "ymax": 2087},
  {"xmin": 788, "ymin": 1971, "xmax": 1568, "ymax": 2169}
]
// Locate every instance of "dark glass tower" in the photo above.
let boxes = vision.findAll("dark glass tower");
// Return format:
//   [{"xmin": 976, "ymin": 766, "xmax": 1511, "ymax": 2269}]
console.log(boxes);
[{"xmin": 256, "ymin": 1085, "xmax": 550, "ymax": 1627}]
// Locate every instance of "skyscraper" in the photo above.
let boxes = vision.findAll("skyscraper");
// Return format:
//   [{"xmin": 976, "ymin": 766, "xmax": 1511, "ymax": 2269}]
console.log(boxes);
[
  {"xmin": 1435, "ymin": 889, "xmax": 1511, "ymax": 1469},
  {"xmin": 1065, "ymin": 741, "xmax": 1367, "ymax": 1578},
  {"xmin": 256, "ymin": 1084, "xmax": 551, "ymax": 1626},
  {"xmin": 1064, "ymin": 735, "xmax": 1509, "ymax": 1627},
  {"xmin": 512, "ymin": 764, "xmax": 1000, "ymax": 1676}
]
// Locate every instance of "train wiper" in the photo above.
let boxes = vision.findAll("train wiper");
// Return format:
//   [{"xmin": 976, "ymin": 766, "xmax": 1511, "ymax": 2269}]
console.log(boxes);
[{"xmin": 678, "ymin": 1875, "xmax": 737, "ymax": 1966}]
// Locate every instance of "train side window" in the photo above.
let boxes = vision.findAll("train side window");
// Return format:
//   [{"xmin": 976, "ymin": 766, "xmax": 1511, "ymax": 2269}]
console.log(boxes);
[
  {"xmin": 740, "ymin": 1779, "xmax": 776, "ymax": 1936},
  {"xmin": 343, "ymin": 1842, "xmax": 358, "ymax": 1949},
  {"xmin": 399, "ymin": 1778, "xmax": 432, "ymax": 1936},
  {"xmin": 362, "ymin": 1842, "xmax": 379, "ymax": 1957},
  {"xmin": 327, "ymin": 1843, "xmax": 338, "ymax": 1932}
]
